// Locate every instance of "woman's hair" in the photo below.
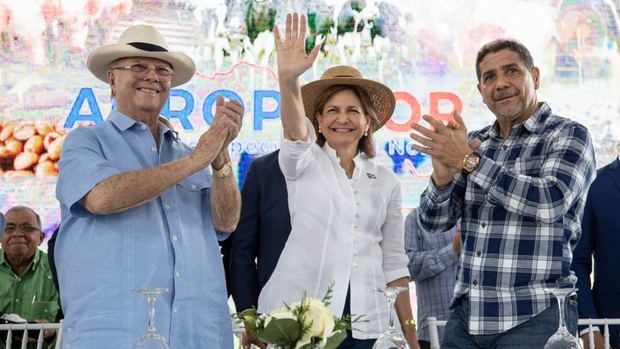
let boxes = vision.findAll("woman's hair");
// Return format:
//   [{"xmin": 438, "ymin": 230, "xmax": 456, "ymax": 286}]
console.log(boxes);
[{"xmin": 312, "ymin": 85, "xmax": 379, "ymax": 158}]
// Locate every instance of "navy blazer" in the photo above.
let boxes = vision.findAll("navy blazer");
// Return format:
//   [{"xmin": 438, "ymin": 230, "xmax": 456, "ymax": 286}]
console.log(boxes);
[
  {"xmin": 572, "ymin": 157, "xmax": 620, "ymax": 344},
  {"xmin": 229, "ymin": 150, "xmax": 291, "ymax": 312}
]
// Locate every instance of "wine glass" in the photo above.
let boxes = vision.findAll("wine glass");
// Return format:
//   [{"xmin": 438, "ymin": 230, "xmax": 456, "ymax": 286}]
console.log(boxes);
[
  {"xmin": 544, "ymin": 276, "xmax": 582, "ymax": 349},
  {"xmin": 134, "ymin": 288, "xmax": 170, "ymax": 349},
  {"xmin": 373, "ymin": 286, "xmax": 411, "ymax": 349}
]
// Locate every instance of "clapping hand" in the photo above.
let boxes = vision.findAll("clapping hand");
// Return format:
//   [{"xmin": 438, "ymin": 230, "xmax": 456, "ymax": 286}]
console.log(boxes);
[
  {"xmin": 410, "ymin": 111, "xmax": 480, "ymax": 187},
  {"xmin": 212, "ymin": 94, "xmax": 243, "ymax": 149},
  {"xmin": 274, "ymin": 13, "xmax": 321, "ymax": 80},
  {"xmin": 190, "ymin": 95, "xmax": 243, "ymax": 169}
]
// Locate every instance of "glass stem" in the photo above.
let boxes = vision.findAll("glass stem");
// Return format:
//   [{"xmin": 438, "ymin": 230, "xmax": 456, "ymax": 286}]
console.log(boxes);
[
  {"xmin": 387, "ymin": 296, "xmax": 396, "ymax": 330},
  {"xmin": 556, "ymin": 294, "xmax": 566, "ymax": 330},
  {"xmin": 147, "ymin": 295, "xmax": 158, "ymax": 332}
]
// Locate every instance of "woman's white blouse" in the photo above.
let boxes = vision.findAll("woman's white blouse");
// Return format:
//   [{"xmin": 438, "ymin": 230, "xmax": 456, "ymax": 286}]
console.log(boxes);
[{"xmin": 257, "ymin": 119, "xmax": 409, "ymax": 339}]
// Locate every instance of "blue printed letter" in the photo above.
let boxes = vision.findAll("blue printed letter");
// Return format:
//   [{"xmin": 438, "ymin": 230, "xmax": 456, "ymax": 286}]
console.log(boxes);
[
  {"xmin": 253, "ymin": 90, "xmax": 280, "ymax": 130},
  {"xmin": 64, "ymin": 88, "xmax": 103, "ymax": 128},
  {"xmin": 202, "ymin": 90, "xmax": 244, "ymax": 125},
  {"xmin": 162, "ymin": 89, "xmax": 194, "ymax": 130}
]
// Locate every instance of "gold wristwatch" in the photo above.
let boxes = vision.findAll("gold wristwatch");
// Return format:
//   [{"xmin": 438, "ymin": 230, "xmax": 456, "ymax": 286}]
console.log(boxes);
[
  {"xmin": 213, "ymin": 161, "xmax": 232, "ymax": 178},
  {"xmin": 462, "ymin": 153, "xmax": 480, "ymax": 173}
]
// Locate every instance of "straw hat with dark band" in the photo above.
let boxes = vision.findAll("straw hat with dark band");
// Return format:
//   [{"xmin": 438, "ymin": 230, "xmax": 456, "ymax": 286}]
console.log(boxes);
[
  {"xmin": 87, "ymin": 24, "xmax": 196, "ymax": 88},
  {"xmin": 301, "ymin": 66, "xmax": 395, "ymax": 132}
]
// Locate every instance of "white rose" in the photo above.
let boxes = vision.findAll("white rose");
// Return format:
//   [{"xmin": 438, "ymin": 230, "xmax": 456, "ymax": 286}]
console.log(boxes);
[
  {"xmin": 296, "ymin": 298, "xmax": 336, "ymax": 348},
  {"xmin": 264, "ymin": 306, "xmax": 296, "ymax": 327}
]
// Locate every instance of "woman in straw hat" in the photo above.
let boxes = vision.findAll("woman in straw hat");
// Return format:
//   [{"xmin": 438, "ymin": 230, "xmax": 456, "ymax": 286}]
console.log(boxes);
[{"xmin": 256, "ymin": 13, "xmax": 419, "ymax": 348}]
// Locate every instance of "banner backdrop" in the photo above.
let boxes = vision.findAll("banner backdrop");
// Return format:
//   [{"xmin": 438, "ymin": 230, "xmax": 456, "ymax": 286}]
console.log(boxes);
[{"xmin": 1, "ymin": 0, "xmax": 619, "ymax": 235}]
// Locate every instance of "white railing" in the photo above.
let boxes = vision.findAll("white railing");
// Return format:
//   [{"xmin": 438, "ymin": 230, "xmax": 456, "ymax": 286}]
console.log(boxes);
[
  {"xmin": 427, "ymin": 317, "xmax": 446, "ymax": 349},
  {"xmin": 580, "ymin": 319, "xmax": 620, "ymax": 349},
  {"xmin": 1, "ymin": 318, "xmax": 247, "ymax": 349},
  {"xmin": 0, "ymin": 320, "xmax": 63, "ymax": 349},
  {"xmin": 428, "ymin": 317, "xmax": 620, "ymax": 349}
]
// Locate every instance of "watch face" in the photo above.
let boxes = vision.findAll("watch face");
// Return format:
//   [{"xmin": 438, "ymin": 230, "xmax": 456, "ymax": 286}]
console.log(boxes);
[
  {"xmin": 465, "ymin": 157, "xmax": 476, "ymax": 168},
  {"xmin": 223, "ymin": 164, "xmax": 231, "ymax": 175},
  {"xmin": 464, "ymin": 154, "xmax": 479, "ymax": 171}
]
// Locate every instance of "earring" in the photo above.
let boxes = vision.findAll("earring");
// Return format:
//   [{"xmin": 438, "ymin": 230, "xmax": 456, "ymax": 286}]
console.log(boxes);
[
  {"xmin": 318, "ymin": 124, "xmax": 322, "ymax": 133},
  {"xmin": 364, "ymin": 128, "xmax": 369, "ymax": 136}
]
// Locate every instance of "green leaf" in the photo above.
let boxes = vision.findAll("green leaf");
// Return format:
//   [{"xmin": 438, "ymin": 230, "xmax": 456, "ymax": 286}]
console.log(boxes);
[
  {"xmin": 233, "ymin": 308, "xmax": 261, "ymax": 332},
  {"xmin": 323, "ymin": 330, "xmax": 347, "ymax": 349},
  {"xmin": 257, "ymin": 318, "xmax": 301, "ymax": 345}
]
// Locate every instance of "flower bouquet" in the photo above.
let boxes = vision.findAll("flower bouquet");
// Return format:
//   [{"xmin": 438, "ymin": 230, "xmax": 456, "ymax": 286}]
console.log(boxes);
[{"xmin": 234, "ymin": 286, "xmax": 363, "ymax": 349}]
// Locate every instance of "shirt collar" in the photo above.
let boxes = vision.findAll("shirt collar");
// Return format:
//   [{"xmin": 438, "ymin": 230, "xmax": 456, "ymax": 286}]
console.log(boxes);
[
  {"xmin": 521, "ymin": 102, "xmax": 551, "ymax": 134},
  {"xmin": 108, "ymin": 110, "xmax": 178, "ymax": 141},
  {"xmin": 108, "ymin": 110, "xmax": 137, "ymax": 131},
  {"xmin": 0, "ymin": 249, "xmax": 41, "ymax": 273},
  {"xmin": 477, "ymin": 102, "xmax": 551, "ymax": 140},
  {"xmin": 321, "ymin": 142, "xmax": 364, "ymax": 180}
]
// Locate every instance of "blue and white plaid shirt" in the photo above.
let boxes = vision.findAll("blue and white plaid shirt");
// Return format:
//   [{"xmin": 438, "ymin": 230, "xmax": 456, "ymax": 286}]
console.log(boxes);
[
  {"xmin": 405, "ymin": 207, "xmax": 459, "ymax": 342},
  {"xmin": 419, "ymin": 102, "xmax": 596, "ymax": 335}
]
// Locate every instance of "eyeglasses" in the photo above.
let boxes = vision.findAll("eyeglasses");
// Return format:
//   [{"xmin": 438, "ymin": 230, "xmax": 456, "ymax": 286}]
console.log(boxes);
[
  {"xmin": 4, "ymin": 224, "xmax": 41, "ymax": 234},
  {"xmin": 110, "ymin": 63, "xmax": 174, "ymax": 80}
]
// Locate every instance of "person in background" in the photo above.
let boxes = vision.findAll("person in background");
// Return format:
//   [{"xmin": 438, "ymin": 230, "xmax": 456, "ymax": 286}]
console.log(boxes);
[
  {"xmin": 572, "ymin": 145, "xmax": 620, "ymax": 349},
  {"xmin": 411, "ymin": 38, "xmax": 596, "ymax": 348},
  {"xmin": 54, "ymin": 24, "xmax": 242, "ymax": 348},
  {"xmin": 1, "ymin": 206, "xmax": 61, "ymax": 348},
  {"xmin": 405, "ymin": 207, "xmax": 460, "ymax": 349},
  {"xmin": 258, "ymin": 13, "xmax": 419, "ymax": 348},
  {"xmin": 229, "ymin": 150, "xmax": 291, "ymax": 349}
]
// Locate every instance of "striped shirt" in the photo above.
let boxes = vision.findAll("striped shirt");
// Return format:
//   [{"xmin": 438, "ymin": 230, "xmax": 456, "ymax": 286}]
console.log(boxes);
[
  {"xmin": 419, "ymin": 102, "xmax": 596, "ymax": 335},
  {"xmin": 405, "ymin": 207, "xmax": 459, "ymax": 342}
]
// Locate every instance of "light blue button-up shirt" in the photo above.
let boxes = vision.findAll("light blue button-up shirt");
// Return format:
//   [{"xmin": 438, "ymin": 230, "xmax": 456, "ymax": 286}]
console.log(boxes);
[{"xmin": 56, "ymin": 111, "xmax": 232, "ymax": 348}]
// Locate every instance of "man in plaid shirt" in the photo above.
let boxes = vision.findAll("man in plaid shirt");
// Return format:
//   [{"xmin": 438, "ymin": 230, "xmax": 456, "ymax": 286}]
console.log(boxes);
[{"xmin": 410, "ymin": 39, "xmax": 597, "ymax": 348}]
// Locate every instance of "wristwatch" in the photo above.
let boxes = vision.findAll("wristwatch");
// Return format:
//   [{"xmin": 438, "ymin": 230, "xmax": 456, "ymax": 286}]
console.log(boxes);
[
  {"xmin": 462, "ymin": 153, "xmax": 480, "ymax": 173},
  {"xmin": 213, "ymin": 161, "xmax": 232, "ymax": 178}
]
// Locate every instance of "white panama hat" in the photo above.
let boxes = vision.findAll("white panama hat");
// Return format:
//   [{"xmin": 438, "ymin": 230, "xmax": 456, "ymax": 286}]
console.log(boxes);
[{"xmin": 87, "ymin": 24, "xmax": 196, "ymax": 87}]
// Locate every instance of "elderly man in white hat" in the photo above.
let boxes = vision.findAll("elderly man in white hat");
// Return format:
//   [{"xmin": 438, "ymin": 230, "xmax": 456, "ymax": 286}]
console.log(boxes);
[{"xmin": 55, "ymin": 24, "xmax": 243, "ymax": 348}]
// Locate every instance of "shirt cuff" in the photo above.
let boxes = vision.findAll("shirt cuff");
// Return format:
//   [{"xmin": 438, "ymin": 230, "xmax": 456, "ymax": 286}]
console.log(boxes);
[
  {"xmin": 425, "ymin": 177, "xmax": 454, "ymax": 203},
  {"xmin": 438, "ymin": 244, "xmax": 459, "ymax": 264},
  {"xmin": 384, "ymin": 267, "xmax": 411, "ymax": 284}
]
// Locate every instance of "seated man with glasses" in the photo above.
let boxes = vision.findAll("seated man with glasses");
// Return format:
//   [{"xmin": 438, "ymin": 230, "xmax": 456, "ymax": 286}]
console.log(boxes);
[{"xmin": 0, "ymin": 206, "xmax": 61, "ymax": 348}]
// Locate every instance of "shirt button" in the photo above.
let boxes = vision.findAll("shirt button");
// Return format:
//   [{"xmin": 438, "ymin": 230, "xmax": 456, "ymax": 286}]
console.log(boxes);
[
  {"xmin": 151, "ymin": 146, "xmax": 157, "ymax": 152},
  {"xmin": 141, "ymin": 125, "xmax": 147, "ymax": 130},
  {"xmin": 356, "ymin": 202, "xmax": 360, "ymax": 206},
  {"xmin": 66, "ymin": 345, "xmax": 71, "ymax": 348},
  {"xmin": 15, "ymin": 299, "xmax": 19, "ymax": 302},
  {"xmin": 175, "ymin": 271, "xmax": 181, "ymax": 277},
  {"xmin": 502, "ymin": 145, "xmax": 508, "ymax": 150},
  {"xmin": 354, "ymin": 190, "xmax": 358, "ymax": 194},
  {"xmin": 476, "ymin": 251, "xmax": 481, "ymax": 257},
  {"xmin": 191, "ymin": 184, "xmax": 197, "ymax": 189},
  {"xmin": 173, "ymin": 307, "xmax": 178, "ymax": 313},
  {"xmin": 172, "ymin": 235, "xmax": 178, "ymax": 241},
  {"xmin": 355, "ymin": 214, "xmax": 359, "ymax": 218},
  {"xmin": 67, "ymin": 327, "xmax": 72, "ymax": 333},
  {"xmin": 354, "ymin": 251, "xmax": 358, "ymax": 256},
  {"xmin": 473, "ymin": 280, "xmax": 478, "ymax": 286},
  {"xmin": 481, "ymin": 222, "xmax": 487, "ymax": 228},
  {"xmin": 165, "ymin": 204, "xmax": 171, "ymax": 210},
  {"xmin": 352, "ymin": 263, "xmax": 358, "ymax": 267},
  {"xmin": 354, "ymin": 226, "xmax": 359, "ymax": 230}
]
